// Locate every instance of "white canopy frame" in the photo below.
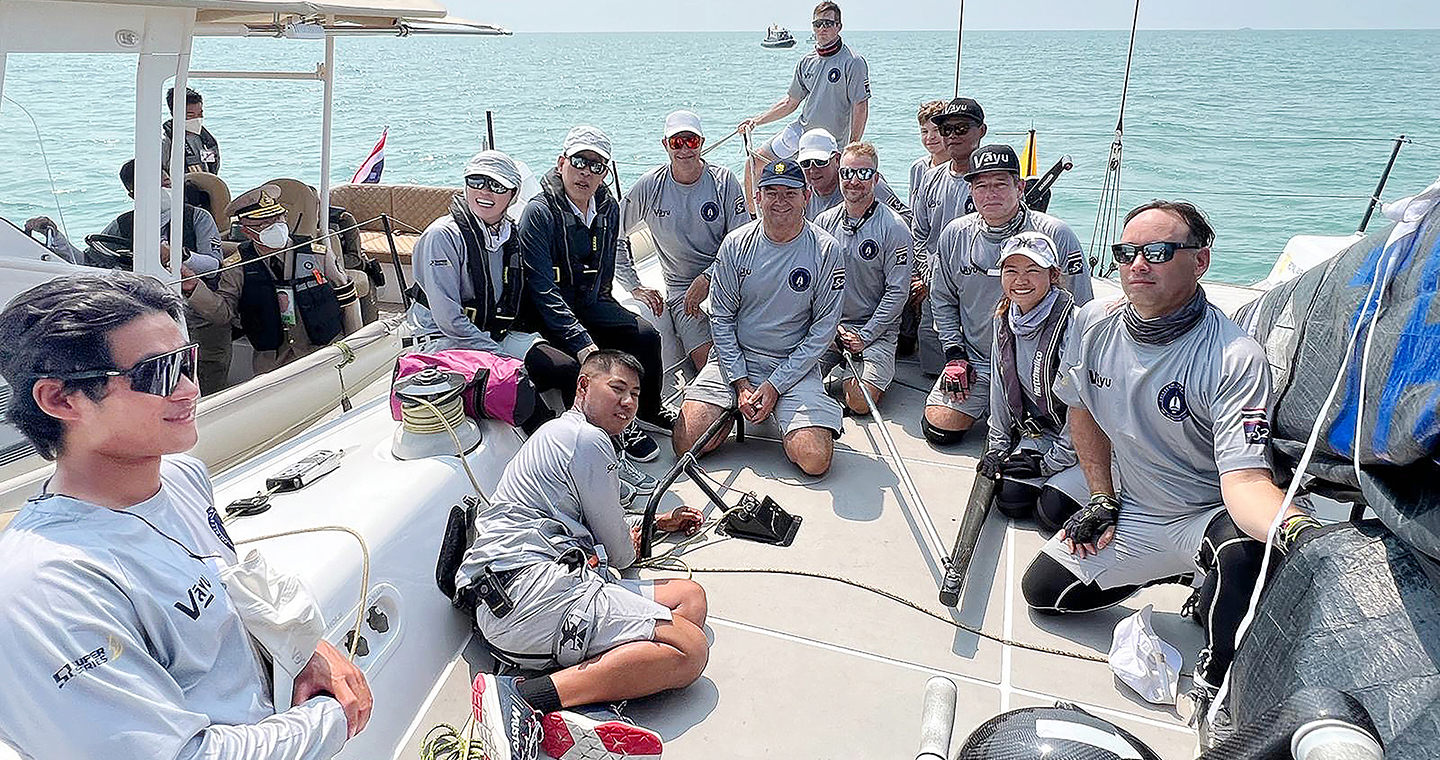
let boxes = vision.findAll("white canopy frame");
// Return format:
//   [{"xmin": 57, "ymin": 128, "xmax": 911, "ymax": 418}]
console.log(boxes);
[{"xmin": 0, "ymin": 0, "xmax": 507, "ymax": 280}]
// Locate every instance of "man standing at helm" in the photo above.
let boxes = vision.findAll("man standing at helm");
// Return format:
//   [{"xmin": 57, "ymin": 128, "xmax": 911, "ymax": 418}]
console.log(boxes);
[
  {"xmin": 614, "ymin": 110, "xmax": 750, "ymax": 372},
  {"xmin": 922, "ymin": 144, "xmax": 1093, "ymax": 446},
  {"xmin": 737, "ymin": 1, "xmax": 870, "ymax": 209}
]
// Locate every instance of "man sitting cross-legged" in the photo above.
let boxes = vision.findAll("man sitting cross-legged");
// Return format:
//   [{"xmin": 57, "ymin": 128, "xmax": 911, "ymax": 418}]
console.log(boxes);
[
  {"xmin": 672, "ymin": 159, "xmax": 846, "ymax": 477},
  {"xmin": 460, "ymin": 350, "xmax": 709, "ymax": 760}
]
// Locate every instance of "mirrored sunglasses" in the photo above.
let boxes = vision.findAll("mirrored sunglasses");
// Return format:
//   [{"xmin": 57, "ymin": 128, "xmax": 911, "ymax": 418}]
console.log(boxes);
[
  {"xmin": 667, "ymin": 134, "xmax": 703, "ymax": 150},
  {"xmin": 567, "ymin": 155, "xmax": 610, "ymax": 176},
  {"xmin": 56, "ymin": 343, "xmax": 198, "ymax": 397},
  {"xmin": 837, "ymin": 167, "xmax": 878, "ymax": 181},
  {"xmin": 799, "ymin": 157, "xmax": 832, "ymax": 169},
  {"xmin": 1111, "ymin": 240, "xmax": 1193, "ymax": 265}
]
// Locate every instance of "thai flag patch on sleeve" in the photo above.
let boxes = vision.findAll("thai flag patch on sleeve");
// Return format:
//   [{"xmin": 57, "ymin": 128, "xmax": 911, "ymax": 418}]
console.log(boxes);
[{"xmin": 1241, "ymin": 408, "xmax": 1271, "ymax": 444}]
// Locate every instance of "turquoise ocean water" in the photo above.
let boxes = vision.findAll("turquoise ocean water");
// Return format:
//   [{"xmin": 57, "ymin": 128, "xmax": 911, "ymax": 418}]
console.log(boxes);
[{"xmin": 3, "ymin": 29, "xmax": 1438, "ymax": 284}]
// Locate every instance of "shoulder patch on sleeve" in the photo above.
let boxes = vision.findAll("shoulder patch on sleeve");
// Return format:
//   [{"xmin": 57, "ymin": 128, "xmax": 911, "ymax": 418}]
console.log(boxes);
[
  {"xmin": 1065, "ymin": 248, "xmax": 1085, "ymax": 275},
  {"xmin": 830, "ymin": 269, "xmax": 846, "ymax": 291}
]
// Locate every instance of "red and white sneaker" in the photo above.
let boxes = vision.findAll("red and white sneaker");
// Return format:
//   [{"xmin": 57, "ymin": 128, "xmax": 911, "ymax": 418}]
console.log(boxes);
[{"xmin": 539, "ymin": 707, "xmax": 663, "ymax": 760}]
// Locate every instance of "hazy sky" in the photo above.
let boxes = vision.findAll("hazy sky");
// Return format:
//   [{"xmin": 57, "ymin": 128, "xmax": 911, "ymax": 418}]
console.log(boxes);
[{"xmin": 452, "ymin": 0, "xmax": 1440, "ymax": 33}]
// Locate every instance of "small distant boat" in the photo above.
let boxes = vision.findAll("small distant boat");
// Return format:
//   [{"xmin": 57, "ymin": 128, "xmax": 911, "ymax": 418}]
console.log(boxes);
[{"xmin": 761, "ymin": 24, "xmax": 796, "ymax": 48}]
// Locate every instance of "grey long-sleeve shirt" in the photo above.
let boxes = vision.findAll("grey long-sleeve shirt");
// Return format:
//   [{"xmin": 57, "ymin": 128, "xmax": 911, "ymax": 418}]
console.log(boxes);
[
  {"xmin": 457, "ymin": 409, "xmax": 639, "ymax": 581},
  {"xmin": 814, "ymin": 201, "xmax": 912, "ymax": 346},
  {"xmin": 407, "ymin": 213, "xmax": 512, "ymax": 352},
  {"xmin": 0, "ymin": 455, "xmax": 347, "ymax": 760},
  {"xmin": 614, "ymin": 162, "xmax": 749, "ymax": 293},
  {"xmin": 804, "ymin": 175, "xmax": 911, "ymax": 226},
  {"xmin": 708, "ymin": 219, "xmax": 845, "ymax": 394},
  {"xmin": 909, "ymin": 162, "xmax": 972, "ymax": 280},
  {"xmin": 930, "ymin": 210, "xmax": 1093, "ymax": 369}
]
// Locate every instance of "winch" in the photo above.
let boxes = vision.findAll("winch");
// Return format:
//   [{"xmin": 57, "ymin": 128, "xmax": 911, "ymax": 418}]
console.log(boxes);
[{"xmin": 391, "ymin": 367, "xmax": 481, "ymax": 460}]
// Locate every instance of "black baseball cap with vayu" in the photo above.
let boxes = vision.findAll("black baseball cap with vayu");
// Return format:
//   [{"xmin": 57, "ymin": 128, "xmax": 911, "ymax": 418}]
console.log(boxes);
[
  {"xmin": 931, "ymin": 97, "xmax": 984, "ymax": 126},
  {"xmin": 963, "ymin": 144, "xmax": 1021, "ymax": 181}
]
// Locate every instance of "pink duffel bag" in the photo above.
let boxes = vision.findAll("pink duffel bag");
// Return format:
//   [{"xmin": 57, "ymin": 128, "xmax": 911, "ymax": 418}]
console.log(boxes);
[{"xmin": 390, "ymin": 349, "xmax": 537, "ymax": 427}]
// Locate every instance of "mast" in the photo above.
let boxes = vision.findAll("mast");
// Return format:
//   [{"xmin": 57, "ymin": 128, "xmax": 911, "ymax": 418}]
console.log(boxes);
[{"xmin": 1089, "ymin": 0, "xmax": 1142, "ymax": 275}]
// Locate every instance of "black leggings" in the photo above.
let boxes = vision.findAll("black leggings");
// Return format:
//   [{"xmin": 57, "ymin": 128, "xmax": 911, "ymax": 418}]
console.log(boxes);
[
  {"xmin": 1020, "ymin": 509, "xmax": 1267, "ymax": 686},
  {"xmin": 578, "ymin": 299, "xmax": 663, "ymax": 418},
  {"xmin": 520, "ymin": 343, "xmax": 580, "ymax": 433},
  {"xmin": 994, "ymin": 479, "xmax": 1083, "ymax": 533}
]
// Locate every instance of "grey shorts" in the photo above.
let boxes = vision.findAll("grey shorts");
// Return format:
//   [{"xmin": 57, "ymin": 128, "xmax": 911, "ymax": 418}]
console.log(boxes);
[
  {"xmin": 475, "ymin": 559, "xmax": 671, "ymax": 670},
  {"xmin": 925, "ymin": 369, "xmax": 992, "ymax": 420},
  {"xmin": 684, "ymin": 360, "xmax": 843, "ymax": 435},
  {"xmin": 819, "ymin": 334, "xmax": 898, "ymax": 392},
  {"xmin": 1039, "ymin": 503, "xmax": 1226, "ymax": 589},
  {"xmin": 665, "ymin": 293, "xmax": 713, "ymax": 357}
]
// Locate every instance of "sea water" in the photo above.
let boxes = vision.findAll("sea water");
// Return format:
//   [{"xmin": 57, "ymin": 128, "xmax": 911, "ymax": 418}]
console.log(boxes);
[{"xmin": 2, "ymin": 29, "xmax": 1438, "ymax": 284}]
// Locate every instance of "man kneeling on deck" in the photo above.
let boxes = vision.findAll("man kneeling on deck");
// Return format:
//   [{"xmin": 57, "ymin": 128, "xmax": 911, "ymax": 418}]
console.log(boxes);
[
  {"xmin": 1019, "ymin": 201, "xmax": 1320, "ymax": 746},
  {"xmin": 813, "ymin": 141, "xmax": 912, "ymax": 415},
  {"xmin": 460, "ymin": 350, "xmax": 708, "ymax": 760},
  {"xmin": 672, "ymin": 159, "xmax": 846, "ymax": 476}
]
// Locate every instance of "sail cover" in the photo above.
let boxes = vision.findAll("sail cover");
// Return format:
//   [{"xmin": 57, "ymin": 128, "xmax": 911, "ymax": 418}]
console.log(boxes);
[{"xmin": 1235, "ymin": 176, "xmax": 1440, "ymax": 561}]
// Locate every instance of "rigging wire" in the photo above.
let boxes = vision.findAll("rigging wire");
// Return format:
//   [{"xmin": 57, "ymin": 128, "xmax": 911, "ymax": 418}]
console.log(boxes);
[
  {"xmin": 1088, "ymin": 0, "xmax": 1143, "ymax": 277},
  {"xmin": 953, "ymin": 0, "xmax": 966, "ymax": 98},
  {"xmin": 3, "ymin": 94, "xmax": 70, "ymax": 237}
]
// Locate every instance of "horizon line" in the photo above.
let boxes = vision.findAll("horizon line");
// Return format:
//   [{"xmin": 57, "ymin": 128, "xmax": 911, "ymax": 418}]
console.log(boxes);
[{"xmin": 498, "ymin": 27, "xmax": 1439, "ymax": 33}]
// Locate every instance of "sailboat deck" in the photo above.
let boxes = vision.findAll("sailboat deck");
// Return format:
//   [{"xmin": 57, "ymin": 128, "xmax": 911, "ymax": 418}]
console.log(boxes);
[{"xmin": 399, "ymin": 351, "xmax": 1206, "ymax": 759}]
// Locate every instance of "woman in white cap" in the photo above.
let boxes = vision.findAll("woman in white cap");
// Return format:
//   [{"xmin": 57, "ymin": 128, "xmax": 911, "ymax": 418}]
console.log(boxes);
[
  {"xmin": 407, "ymin": 149, "xmax": 579, "ymax": 433},
  {"xmin": 978, "ymin": 230, "xmax": 1087, "ymax": 531}
]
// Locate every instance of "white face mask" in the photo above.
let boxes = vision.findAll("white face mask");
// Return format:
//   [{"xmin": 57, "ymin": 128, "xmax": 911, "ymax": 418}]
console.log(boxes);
[
  {"xmin": 184, "ymin": 117, "xmax": 203, "ymax": 135},
  {"xmin": 257, "ymin": 221, "xmax": 289, "ymax": 248}
]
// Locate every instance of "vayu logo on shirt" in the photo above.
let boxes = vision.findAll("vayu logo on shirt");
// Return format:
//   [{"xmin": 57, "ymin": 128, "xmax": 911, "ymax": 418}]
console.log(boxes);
[
  {"xmin": 859, "ymin": 240, "xmax": 879, "ymax": 260},
  {"xmin": 1157, "ymin": 381, "xmax": 1190, "ymax": 422},
  {"xmin": 788, "ymin": 267, "xmax": 813, "ymax": 292},
  {"xmin": 655, "ymin": 209, "xmax": 671, "ymax": 218},
  {"xmin": 701, "ymin": 201, "xmax": 720, "ymax": 222},
  {"xmin": 174, "ymin": 574, "xmax": 216, "ymax": 621},
  {"xmin": 1088, "ymin": 369, "xmax": 1112, "ymax": 388},
  {"xmin": 827, "ymin": 67, "xmax": 842, "ymax": 83}
]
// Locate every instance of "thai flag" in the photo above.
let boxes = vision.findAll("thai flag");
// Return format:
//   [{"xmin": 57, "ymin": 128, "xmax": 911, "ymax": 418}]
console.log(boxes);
[{"xmin": 351, "ymin": 128, "xmax": 387, "ymax": 184}]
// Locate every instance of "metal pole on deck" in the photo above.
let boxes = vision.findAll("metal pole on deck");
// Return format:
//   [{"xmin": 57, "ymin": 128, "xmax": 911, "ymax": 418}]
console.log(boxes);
[
  {"xmin": 166, "ymin": 26, "xmax": 193, "ymax": 285},
  {"xmin": 1357, "ymin": 135, "xmax": 1405, "ymax": 233},
  {"xmin": 485, "ymin": 110, "xmax": 495, "ymax": 150},
  {"xmin": 318, "ymin": 32, "xmax": 336, "ymax": 251}
]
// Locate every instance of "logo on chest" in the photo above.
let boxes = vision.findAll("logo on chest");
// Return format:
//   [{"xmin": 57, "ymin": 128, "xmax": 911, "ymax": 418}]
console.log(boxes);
[
  {"xmin": 1157, "ymin": 381, "xmax": 1190, "ymax": 422},
  {"xmin": 655, "ymin": 209, "xmax": 671, "ymax": 218},
  {"xmin": 858, "ymin": 239, "xmax": 879, "ymax": 260},
  {"xmin": 1088, "ymin": 369, "xmax": 1112, "ymax": 388},
  {"xmin": 788, "ymin": 267, "xmax": 813, "ymax": 292},
  {"xmin": 701, "ymin": 201, "xmax": 720, "ymax": 222},
  {"xmin": 174, "ymin": 574, "xmax": 217, "ymax": 621},
  {"xmin": 827, "ymin": 67, "xmax": 842, "ymax": 83}
]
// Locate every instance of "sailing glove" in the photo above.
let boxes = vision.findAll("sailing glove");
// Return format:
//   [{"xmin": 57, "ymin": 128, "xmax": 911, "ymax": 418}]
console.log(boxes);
[
  {"xmin": 941, "ymin": 359, "xmax": 973, "ymax": 398},
  {"xmin": 976, "ymin": 450, "xmax": 1004, "ymax": 480},
  {"xmin": 999, "ymin": 450, "xmax": 1046, "ymax": 479},
  {"xmin": 1064, "ymin": 492, "xmax": 1120, "ymax": 545}
]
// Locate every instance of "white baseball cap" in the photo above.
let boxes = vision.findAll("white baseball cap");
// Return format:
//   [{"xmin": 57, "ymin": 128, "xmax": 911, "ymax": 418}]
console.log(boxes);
[
  {"xmin": 998, "ymin": 231, "xmax": 1060, "ymax": 270},
  {"xmin": 562, "ymin": 125, "xmax": 612, "ymax": 161},
  {"xmin": 663, "ymin": 110, "xmax": 704, "ymax": 139},
  {"xmin": 463, "ymin": 150, "xmax": 521, "ymax": 190},
  {"xmin": 797, "ymin": 128, "xmax": 839, "ymax": 163}
]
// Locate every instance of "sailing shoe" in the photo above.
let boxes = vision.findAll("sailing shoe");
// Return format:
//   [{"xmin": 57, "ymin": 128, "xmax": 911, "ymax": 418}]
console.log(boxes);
[
  {"xmin": 619, "ymin": 480, "xmax": 639, "ymax": 512},
  {"xmin": 619, "ymin": 421, "xmax": 660, "ymax": 463},
  {"xmin": 618, "ymin": 456, "xmax": 659, "ymax": 496},
  {"xmin": 472, "ymin": 673, "xmax": 542, "ymax": 760},
  {"xmin": 540, "ymin": 704, "xmax": 663, "ymax": 760},
  {"xmin": 1185, "ymin": 671, "xmax": 1235, "ymax": 752}
]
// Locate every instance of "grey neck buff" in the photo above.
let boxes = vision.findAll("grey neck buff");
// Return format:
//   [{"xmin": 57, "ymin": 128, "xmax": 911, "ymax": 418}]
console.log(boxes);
[
  {"xmin": 1008, "ymin": 287, "xmax": 1061, "ymax": 340},
  {"xmin": 981, "ymin": 205, "xmax": 1028, "ymax": 243},
  {"xmin": 1124, "ymin": 285, "xmax": 1208, "ymax": 345}
]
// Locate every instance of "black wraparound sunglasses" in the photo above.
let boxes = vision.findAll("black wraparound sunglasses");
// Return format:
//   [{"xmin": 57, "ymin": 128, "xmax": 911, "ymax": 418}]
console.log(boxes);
[
  {"xmin": 53, "ymin": 343, "xmax": 198, "ymax": 397},
  {"xmin": 1111, "ymin": 241, "xmax": 1197, "ymax": 265}
]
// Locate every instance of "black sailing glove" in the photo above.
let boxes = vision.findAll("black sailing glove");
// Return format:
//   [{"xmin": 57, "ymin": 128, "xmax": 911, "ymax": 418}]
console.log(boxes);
[
  {"xmin": 976, "ymin": 450, "xmax": 1004, "ymax": 480},
  {"xmin": 1274, "ymin": 513, "xmax": 1322, "ymax": 556},
  {"xmin": 1063, "ymin": 493, "xmax": 1120, "ymax": 545}
]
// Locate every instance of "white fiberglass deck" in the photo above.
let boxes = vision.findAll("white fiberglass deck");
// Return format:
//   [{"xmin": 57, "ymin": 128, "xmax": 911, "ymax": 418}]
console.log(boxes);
[{"xmin": 397, "ymin": 348, "xmax": 1209, "ymax": 759}]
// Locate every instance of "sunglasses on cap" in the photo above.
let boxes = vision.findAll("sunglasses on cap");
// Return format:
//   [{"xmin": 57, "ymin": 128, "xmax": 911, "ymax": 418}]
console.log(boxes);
[
  {"xmin": 837, "ymin": 167, "xmax": 877, "ymax": 181},
  {"xmin": 667, "ymin": 133, "xmax": 702, "ymax": 150},
  {"xmin": 566, "ymin": 154, "xmax": 610, "ymax": 176},
  {"xmin": 465, "ymin": 175, "xmax": 514, "ymax": 194},
  {"xmin": 938, "ymin": 122, "xmax": 973, "ymax": 137},
  {"xmin": 1111, "ymin": 240, "xmax": 1195, "ymax": 265},
  {"xmin": 812, "ymin": 18, "xmax": 838, "ymax": 28},
  {"xmin": 798, "ymin": 157, "xmax": 832, "ymax": 169},
  {"xmin": 55, "ymin": 343, "xmax": 198, "ymax": 397},
  {"xmin": 1002, "ymin": 235, "xmax": 1059, "ymax": 259}
]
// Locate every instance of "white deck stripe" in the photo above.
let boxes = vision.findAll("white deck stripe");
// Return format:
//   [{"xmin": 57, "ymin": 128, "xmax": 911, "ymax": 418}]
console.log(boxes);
[
  {"xmin": 1000, "ymin": 521, "xmax": 1015, "ymax": 711},
  {"xmin": 1008, "ymin": 686, "xmax": 1194, "ymax": 734}
]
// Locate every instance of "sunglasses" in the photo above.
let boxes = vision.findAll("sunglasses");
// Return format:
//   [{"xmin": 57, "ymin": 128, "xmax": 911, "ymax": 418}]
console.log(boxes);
[
  {"xmin": 667, "ymin": 133, "xmax": 703, "ymax": 150},
  {"xmin": 1002, "ymin": 236, "xmax": 1058, "ymax": 260},
  {"xmin": 566, "ymin": 154, "xmax": 610, "ymax": 176},
  {"xmin": 837, "ymin": 167, "xmax": 878, "ymax": 181},
  {"xmin": 56, "ymin": 343, "xmax": 198, "ymax": 397},
  {"xmin": 1111, "ymin": 241, "xmax": 1195, "ymax": 265},
  {"xmin": 799, "ymin": 157, "xmax": 832, "ymax": 169},
  {"xmin": 938, "ymin": 123, "xmax": 973, "ymax": 137},
  {"xmin": 812, "ymin": 18, "xmax": 838, "ymax": 28},
  {"xmin": 465, "ymin": 175, "xmax": 514, "ymax": 194}
]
